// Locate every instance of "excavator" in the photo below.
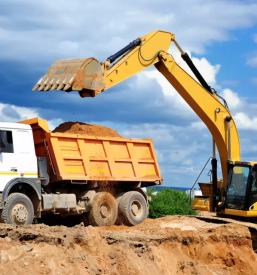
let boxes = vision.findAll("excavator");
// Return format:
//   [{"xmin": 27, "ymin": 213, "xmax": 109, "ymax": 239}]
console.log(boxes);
[{"xmin": 33, "ymin": 30, "xmax": 257, "ymax": 219}]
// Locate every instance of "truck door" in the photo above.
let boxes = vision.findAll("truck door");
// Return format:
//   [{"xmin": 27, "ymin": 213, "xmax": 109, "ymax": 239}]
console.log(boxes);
[
  {"xmin": 0, "ymin": 130, "xmax": 18, "ymax": 192},
  {"xmin": 14, "ymin": 130, "xmax": 38, "ymax": 178},
  {"xmin": 226, "ymin": 165, "xmax": 250, "ymax": 210}
]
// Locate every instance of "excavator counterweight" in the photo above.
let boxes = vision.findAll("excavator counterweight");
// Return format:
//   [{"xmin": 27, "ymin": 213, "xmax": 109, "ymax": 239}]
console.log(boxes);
[{"xmin": 32, "ymin": 57, "xmax": 105, "ymax": 97}]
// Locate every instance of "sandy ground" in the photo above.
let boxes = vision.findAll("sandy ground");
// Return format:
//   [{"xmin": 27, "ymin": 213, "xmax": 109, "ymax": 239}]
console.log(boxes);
[{"xmin": 0, "ymin": 215, "xmax": 257, "ymax": 275}]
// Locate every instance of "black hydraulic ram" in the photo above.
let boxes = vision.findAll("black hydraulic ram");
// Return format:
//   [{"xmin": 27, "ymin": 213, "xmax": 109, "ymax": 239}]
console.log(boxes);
[
  {"xmin": 173, "ymin": 39, "xmax": 213, "ymax": 95},
  {"xmin": 107, "ymin": 38, "xmax": 141, "ymax": 64}
]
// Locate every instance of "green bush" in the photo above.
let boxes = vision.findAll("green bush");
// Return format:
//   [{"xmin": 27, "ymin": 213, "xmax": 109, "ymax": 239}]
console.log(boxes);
[{"xmin": 146, "ymin": 187, "xmax": 197, "ymax": 219}]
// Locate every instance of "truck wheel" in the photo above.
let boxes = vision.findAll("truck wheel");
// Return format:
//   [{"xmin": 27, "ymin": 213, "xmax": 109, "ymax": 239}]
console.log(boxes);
[
  {"xmin": 1, "ymin": 193, "xmax": 34, "ymax": 225},
  {"xmin": 89, "ymin": 192, "xmax": 118, "ymax": 226},
  {"xmin": 118, "ymin": 191, "xmax": 147, "ymax": 226}
]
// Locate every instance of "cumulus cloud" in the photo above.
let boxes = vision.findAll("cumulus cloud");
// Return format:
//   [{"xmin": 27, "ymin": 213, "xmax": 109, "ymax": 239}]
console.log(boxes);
[
  {"xmin": 0, "ymin": 103, "xmax": 38, "ymax": 122},
  {"xmin": 234, "ymin": 113, "xmax": 257, "ymax": 131},
  {"xmin": 0, "ymin": 102, "xmax": 62, "ymax": 131},
  {"xmin": 221, "ymin": 89, "xmax": 241, "ymax": 109},
  {"xmin": 0, "ymin": 0, "xmax": 257, "ymax": 65},
  {"xmin": 190, "ymin": 121, "xmax": 206, "ymax": 130}
]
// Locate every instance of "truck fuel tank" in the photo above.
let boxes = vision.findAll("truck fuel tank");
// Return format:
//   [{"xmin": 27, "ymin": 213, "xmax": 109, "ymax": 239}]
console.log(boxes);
[{"xmin": 42, "ymin": 194, "xmax": 77, "ymax": 211}]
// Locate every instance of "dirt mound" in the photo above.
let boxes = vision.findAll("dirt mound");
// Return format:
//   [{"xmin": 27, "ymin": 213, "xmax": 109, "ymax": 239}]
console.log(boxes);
[
  {"xmin": 0, "ymin": 216, "xmax": 257, "ymax": 275},
  {"xmin": 53, "ymin": 122, "xmax": 122, "ymax": 138}
]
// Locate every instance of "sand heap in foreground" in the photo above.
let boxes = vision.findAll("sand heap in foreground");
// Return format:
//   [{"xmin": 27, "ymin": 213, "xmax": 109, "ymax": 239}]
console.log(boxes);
[
  {"xmin": 53, "ymin": 121, "xmax": 122, "ymax": 138},
  {"xmin": 0, "ymin": 215, "xmax": 256, "ymax": 275}
]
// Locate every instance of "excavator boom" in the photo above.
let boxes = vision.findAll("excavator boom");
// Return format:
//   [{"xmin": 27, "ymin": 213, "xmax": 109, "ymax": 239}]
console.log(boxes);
[{"xmin": 32, "ymin": 30, "xmax": 241, "ymax": 188}]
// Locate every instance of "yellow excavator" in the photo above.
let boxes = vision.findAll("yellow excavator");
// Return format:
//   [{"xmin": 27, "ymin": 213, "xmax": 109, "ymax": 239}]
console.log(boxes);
[{"xmin": 33, "ymin": 30, "xmax": 257, "ymax": 218}]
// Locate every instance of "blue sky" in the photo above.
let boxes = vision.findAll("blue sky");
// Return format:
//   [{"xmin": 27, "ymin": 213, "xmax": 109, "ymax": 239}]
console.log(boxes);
[{"xmin": 1, "ymin": 0, "xmax": 257, "ymax": 187}]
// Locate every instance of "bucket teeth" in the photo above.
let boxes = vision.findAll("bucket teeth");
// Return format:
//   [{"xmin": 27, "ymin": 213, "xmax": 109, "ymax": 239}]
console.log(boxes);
[
  {"xmin": 50, "ymin": 83, "xmax": 58, "ymax": 91},
  {"xmin": 32, "ymin": 77, "xmax": 45, "ymax": 91},
  {"xmin": 63, "ymin": 84, "xmax": 71, "ymax": 91},
  {"xmin": 32, "ymin": 84, "xmax": 40, "ymax": 92},
  {"xmin": 57, "ymin": 84, "xmax": 64, "ymax": 91},
  {"xmin": 44, "ymin": 84, "xmax": 51, "ymax": 91},
  {"xmin": 38, "ymin": 85, "xmax": 45, "ymax": 91}
]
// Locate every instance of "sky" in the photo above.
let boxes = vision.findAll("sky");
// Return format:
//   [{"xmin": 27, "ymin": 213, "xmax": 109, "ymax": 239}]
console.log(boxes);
[{"xmin": 0, "ymin": 0, "xmax": 257, "ymax": 188}]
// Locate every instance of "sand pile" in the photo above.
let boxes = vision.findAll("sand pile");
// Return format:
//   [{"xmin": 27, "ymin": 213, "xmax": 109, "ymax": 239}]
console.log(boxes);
[
  {"xmin": 53, "ymin": 122, "xmax": 122, "ymax": 138},
  {"xmin": 0, "ymin": 216, "xmax": 257, "ymax": 275}
]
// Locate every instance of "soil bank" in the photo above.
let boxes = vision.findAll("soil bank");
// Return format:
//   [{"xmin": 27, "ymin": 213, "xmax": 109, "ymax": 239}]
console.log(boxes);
[{"xmin": 0, "ymin": 216, "xmax": 257, "ymax": 275}]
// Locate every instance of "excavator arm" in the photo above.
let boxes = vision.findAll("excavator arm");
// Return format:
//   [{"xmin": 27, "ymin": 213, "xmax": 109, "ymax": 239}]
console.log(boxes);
[{"xmin": 32, "ymin": 30, "xmax": 241, "ymax": 186}]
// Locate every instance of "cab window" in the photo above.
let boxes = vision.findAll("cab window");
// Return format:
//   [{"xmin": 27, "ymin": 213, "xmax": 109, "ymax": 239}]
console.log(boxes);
[
  {"xmin": 0, "ymin": 131, "xmax": 14, "ymax": 153},
  {"xmin": 227, "ymin": 166, "xmax": 249, "ymax": 209}
]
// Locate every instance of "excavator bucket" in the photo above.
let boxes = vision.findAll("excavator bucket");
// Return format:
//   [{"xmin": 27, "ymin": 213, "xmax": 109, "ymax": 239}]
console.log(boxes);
[{"xmin": 32, "ymin": 58, "xmax": 105, "ymax": 97}]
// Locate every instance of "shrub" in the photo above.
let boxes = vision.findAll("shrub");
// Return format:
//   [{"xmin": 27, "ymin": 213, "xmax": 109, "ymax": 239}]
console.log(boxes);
[{"xmin": 146, "ymin": 187, "xmax": 196, "ymax": 219}]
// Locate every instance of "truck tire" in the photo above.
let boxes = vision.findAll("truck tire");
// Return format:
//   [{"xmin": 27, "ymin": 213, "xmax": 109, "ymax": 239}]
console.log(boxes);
[
  {"xmin": 89, "ymin": 192, "xmax": 118, "ymax": 226},
  {"xmin": 1, "ymin": 193, "xmax": 34, "ymax": 225},
  {"xmin": 118, "ymin": 191, "xmax": 147, "ymax": 226}
]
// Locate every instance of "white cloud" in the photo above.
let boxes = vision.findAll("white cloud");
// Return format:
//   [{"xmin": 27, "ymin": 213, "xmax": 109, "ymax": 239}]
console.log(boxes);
[
  {"xmin": 221, "ymin": 89, "xmax": 241, "ymax": 109},
  {"xmin": 254, "ymin": 34, "xmax": 257, "ymax": 43},
  {"xmin": 120, "ymin": 124, "xmax": 177, "ymax": 144},
  {"xmin": 0, "ymin": 0, "xmax": 257, "ymax": 64},
  {"xmin": 140, "ymin": 50, "xmax": 221, "ymax": 119},
  {"xmin": 234, "ymin": 112, "xmax": 257, "ymax": 130},
  {"xmin": 0, "ymin": 103, "xmax": 38, "ymax": 122},
  {"xmin": 168, "ymin": 141, "xmax": 201, "ymax": 164},
  {"xmin": 0, "ymin": 102, "xmax": 62, "ymax": 131},
  {"xmin": 191, "ymin": 56, "xmax": 221, "ymax": 89},
  {"xmin": 190, "ymin": 121, "xmax": 206, "ymax": 130}
]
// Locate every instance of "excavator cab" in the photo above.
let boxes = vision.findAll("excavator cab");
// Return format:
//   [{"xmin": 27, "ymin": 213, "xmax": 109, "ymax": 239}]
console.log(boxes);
[
  {"xmin": 32, "ymin": 58, "xmax": 105, "ymax": 98},
  {"xmin": 193, "ymin": 162, "xmax": 257, "ymax": 217},
  {"xmin": 226, "ymin": 164, "xmax": 250, "ymax": 210}
]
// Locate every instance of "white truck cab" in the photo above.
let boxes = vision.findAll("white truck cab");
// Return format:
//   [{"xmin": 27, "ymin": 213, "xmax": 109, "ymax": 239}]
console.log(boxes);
[
  {"xmin": 0, "ymin": 123, "xmax": 42, "ymax": 225},
  {"xmin": 0, "ymin": 122, "xmax": 38, "ymax": 191}
]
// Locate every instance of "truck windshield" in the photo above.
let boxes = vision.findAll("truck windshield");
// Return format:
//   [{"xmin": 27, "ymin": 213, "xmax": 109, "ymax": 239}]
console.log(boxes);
[{"xmin": 227, "ymin": 166, "xmax": 249, "ymax": 210}]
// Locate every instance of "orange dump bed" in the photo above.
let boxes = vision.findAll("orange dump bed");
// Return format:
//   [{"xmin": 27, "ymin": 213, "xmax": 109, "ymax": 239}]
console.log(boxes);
[{"xmin": 20, "ymin": 118, "xmax": 162, "ymax": 184}]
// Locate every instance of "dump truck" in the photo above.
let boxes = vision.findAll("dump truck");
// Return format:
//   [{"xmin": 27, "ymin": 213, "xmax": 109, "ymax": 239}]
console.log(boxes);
[
  {"xmin": 33, "ymin": 30, "xmax": 257, "ymax": 220},
  {"xmin": 0, "ymin": 118, "xmax": 162, "ymax": 226}
]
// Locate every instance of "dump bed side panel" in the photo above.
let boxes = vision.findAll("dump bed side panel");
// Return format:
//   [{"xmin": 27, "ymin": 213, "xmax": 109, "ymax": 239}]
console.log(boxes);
[
  {"xmin": 19, "ymin": 118, "xmax": 162, "ymax": 184},
  {"xmin": 49, "ymin": 133, "xmax": 162, "ymax": 182}
]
